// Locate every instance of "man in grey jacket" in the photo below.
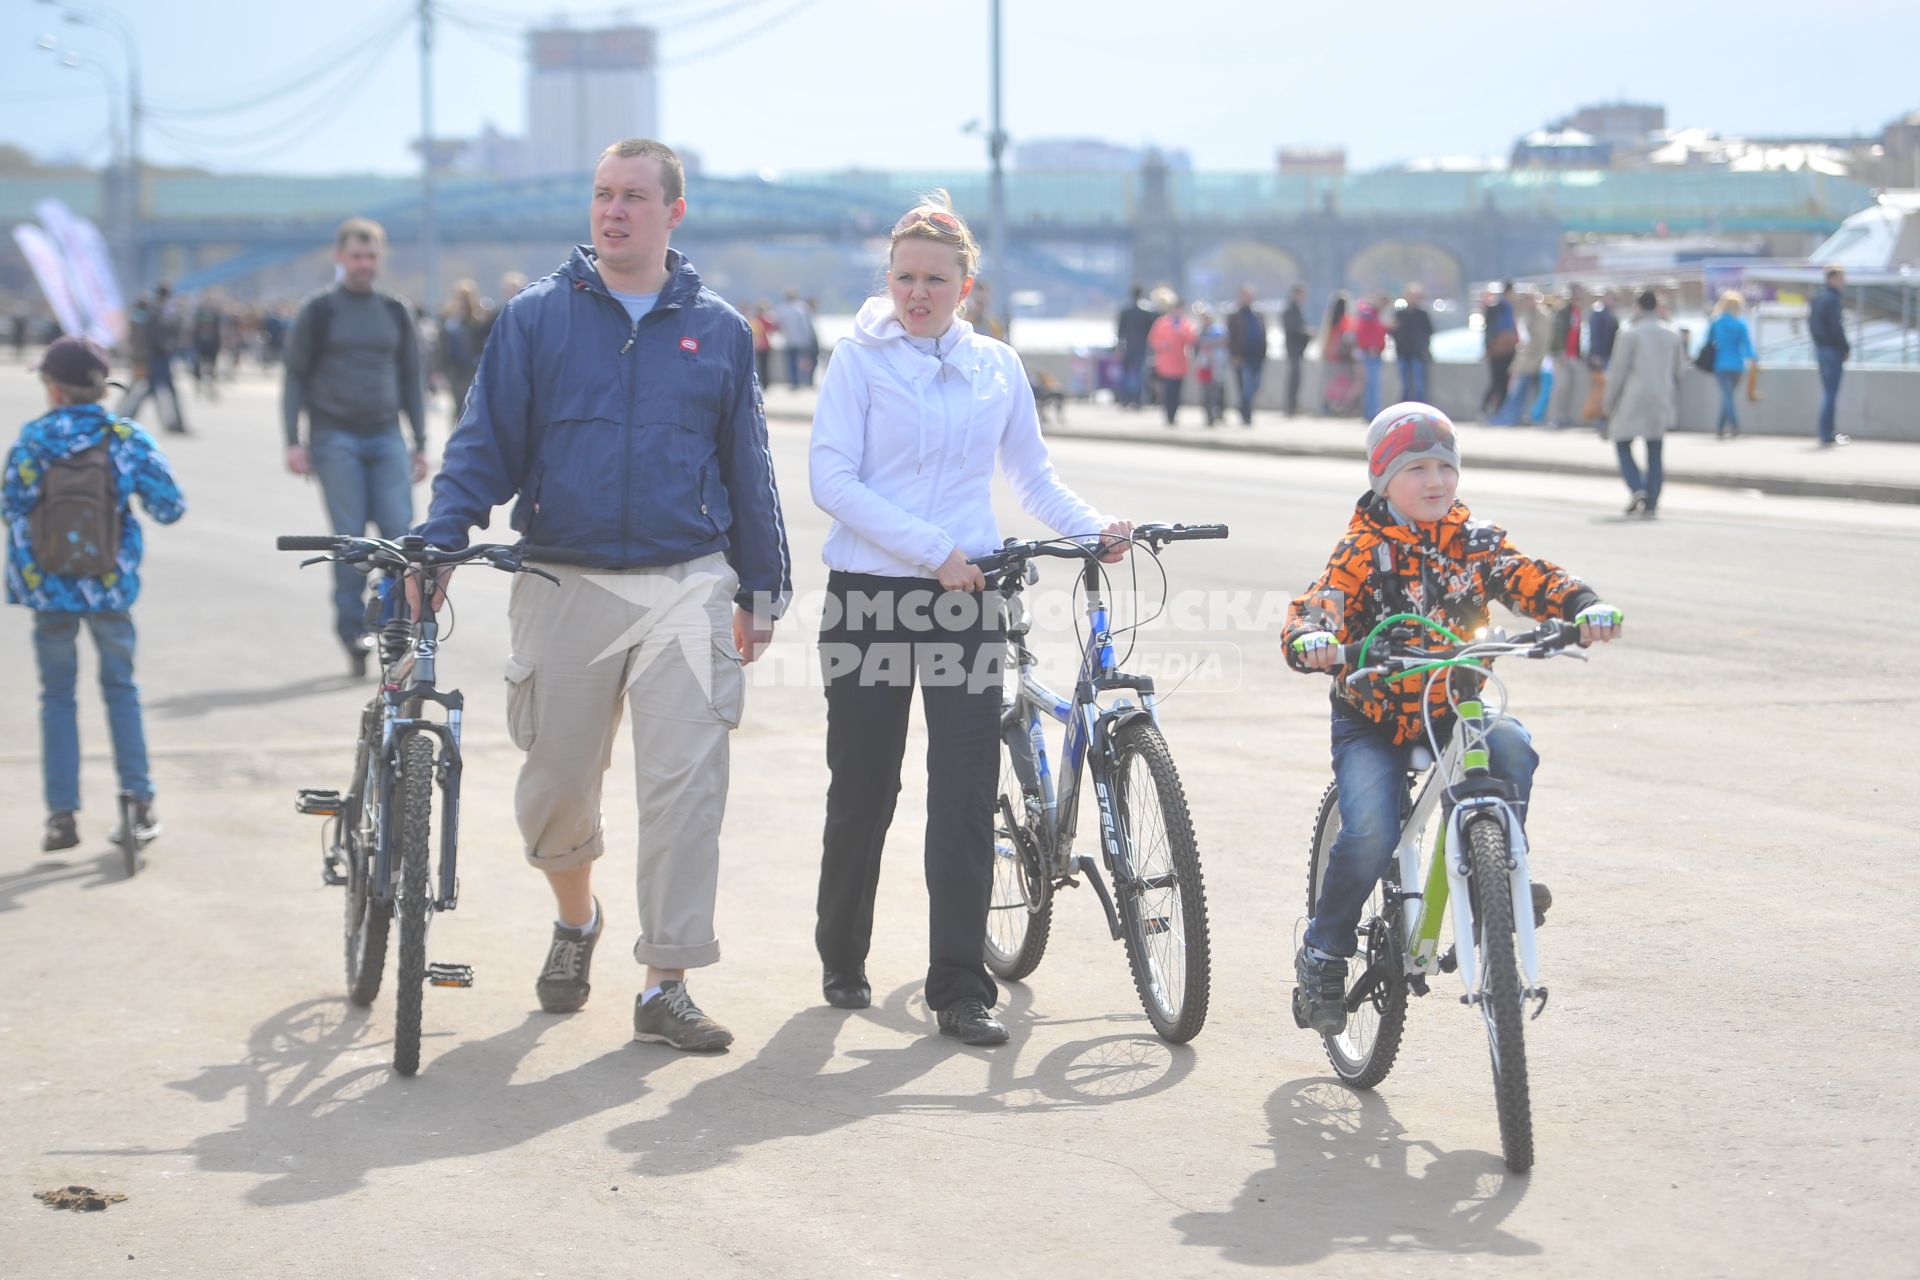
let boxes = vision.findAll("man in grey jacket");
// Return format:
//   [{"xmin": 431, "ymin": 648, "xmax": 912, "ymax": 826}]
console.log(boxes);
[{"xmin": 282, "ymin": 217, "xmax": 428, "ymax": 674}]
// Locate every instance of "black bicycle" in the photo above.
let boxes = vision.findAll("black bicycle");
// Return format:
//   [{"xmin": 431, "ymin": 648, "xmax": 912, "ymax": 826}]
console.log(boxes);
[{"xmin": 278, "ymin": 533, "xmax": 555, "ymax": 1076}]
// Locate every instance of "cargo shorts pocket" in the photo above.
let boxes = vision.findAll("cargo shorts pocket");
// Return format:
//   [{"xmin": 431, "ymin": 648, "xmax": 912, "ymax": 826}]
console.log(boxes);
[
  {"xmin": 504, "ymin": 656, "xmax": 539, "ymax": 749},
  {"xmin": 709, "ymin": 633, "xmax": 745, "ymax": 729}
]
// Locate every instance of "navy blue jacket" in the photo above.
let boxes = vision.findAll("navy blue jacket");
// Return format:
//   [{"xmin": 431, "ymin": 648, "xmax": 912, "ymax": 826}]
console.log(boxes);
[
  {"xmin": 1809, "ymin": 285, "xmax": 1849, "ymax": 356},
  {"xmin": 419, "ymin": 246, "xmax": 791, "ymax": 616}
]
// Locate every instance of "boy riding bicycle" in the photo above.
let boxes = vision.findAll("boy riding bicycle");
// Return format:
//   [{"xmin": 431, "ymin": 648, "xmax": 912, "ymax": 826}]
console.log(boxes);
[{"xmin": 1282, "ymin": 402, "xmax": 1620, "ymax": 1035}]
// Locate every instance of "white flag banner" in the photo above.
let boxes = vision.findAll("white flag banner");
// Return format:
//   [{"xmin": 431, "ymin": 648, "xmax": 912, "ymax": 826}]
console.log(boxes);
[
  {"xmin": 35, "ymin": 198, "xmax": 125, "ymax": 348},
  {"xmin": 12, "ymin": 224, "xmax": 86, "ymax": 339}
]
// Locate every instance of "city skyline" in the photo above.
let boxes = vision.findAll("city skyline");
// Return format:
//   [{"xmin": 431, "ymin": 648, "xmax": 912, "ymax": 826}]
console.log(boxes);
[{"xmin": 5, "ymin": 0, "xmax": 1916, "ymax": 180}]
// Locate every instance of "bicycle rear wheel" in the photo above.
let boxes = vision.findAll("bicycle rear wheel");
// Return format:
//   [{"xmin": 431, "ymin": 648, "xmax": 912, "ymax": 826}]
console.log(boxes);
[
  {"xmin": 1467, "ymin": 815, "xmax": 1534, "ymax": 1172},
  {"xmin": 391, "ymin": 735, "xmax": 434, "ymax": 1077},
  {"xmin": 984, "ymin": 723, "xmax": 1053, "ymax": 980},
  {"xmin": 1304, "ymin": 781, "xmax": 1409, "ymax": 1088},
  {"xmin": 1111, "ymin": 719, "xmax": 1210, "ymax": 1043}
]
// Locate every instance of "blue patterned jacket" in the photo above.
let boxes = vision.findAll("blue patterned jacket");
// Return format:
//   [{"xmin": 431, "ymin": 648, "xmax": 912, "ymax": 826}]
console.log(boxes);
[{"xmin": 4, "ymin": 403, "xmax": 186, "ymax": 613}]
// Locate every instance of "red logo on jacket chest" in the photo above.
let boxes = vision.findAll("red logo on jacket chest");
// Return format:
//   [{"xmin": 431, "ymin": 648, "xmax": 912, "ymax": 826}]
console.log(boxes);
[{"xmin": 680, "ymin": 337, "xmax": 700, "ymax": 353}]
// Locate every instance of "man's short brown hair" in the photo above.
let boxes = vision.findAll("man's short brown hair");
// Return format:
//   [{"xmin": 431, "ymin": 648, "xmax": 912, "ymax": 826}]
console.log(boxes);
[
  {"xmin": 336, "ymin": 217, "xmax": 387, "ymax": 250},
  {"xmin": 596, "ymin": 139, "xmax": 684, "ymax": 204}
]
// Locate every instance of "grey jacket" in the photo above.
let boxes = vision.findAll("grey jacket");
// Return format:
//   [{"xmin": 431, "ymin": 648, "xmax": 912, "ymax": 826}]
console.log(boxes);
[{"xmin": 1602, "ymin": 314, "xmax": 1684, "ymax": 442}]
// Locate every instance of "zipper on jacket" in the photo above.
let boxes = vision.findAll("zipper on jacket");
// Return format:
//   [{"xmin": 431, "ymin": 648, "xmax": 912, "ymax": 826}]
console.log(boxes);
[{"xmin": 620, "ymin": 319, "xmax": 638, "ymax": 354}]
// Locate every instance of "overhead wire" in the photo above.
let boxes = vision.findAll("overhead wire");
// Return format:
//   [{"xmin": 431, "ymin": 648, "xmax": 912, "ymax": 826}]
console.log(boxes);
[
  {"xmin": 661, "ymin": 0, "xmax": 816, "ymax": 65},
  {"xmin": 146, "ymin": 8, "xmax": 412, "ymax": 119}
]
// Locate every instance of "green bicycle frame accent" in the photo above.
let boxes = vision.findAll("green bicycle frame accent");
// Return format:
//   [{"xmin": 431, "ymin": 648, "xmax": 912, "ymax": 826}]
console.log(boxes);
[{"xmin": 1410, "ymin": 819, "xmax": 1451, "ymax": 966}]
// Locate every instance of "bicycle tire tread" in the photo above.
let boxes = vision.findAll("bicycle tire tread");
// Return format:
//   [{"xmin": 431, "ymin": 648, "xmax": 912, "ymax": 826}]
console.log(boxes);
[{"xmin": 1113, "ymin": 720, "xmax": 1211, "ymax": 1043}]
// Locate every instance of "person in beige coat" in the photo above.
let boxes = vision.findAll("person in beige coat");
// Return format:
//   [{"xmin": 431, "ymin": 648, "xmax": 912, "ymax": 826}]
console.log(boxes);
[
  {"xmin": 1494, "ymin": 290, "xmax": 1552, "ymax": 424},
  {"xmin": 1602, "ymin": 290, "xmax": 1684, "ymax": 517}
]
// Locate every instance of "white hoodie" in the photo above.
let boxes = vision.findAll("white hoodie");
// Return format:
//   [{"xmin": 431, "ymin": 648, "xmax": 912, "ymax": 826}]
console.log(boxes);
[{"xmin": 809, "ymin": 296, "xmax": 1104, "ymax": 578}]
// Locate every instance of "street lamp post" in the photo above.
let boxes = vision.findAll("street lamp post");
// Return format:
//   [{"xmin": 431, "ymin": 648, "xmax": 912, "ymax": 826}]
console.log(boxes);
[
  {"xmin": 986, "ymin": 0, "xmax": 1009, "ymax": 339},
  {"xmin": 40, "ymin": 0, "xmax": 142, "ymax": 292},
  {"xmin": 418, "ymin": 0, "xmax": 439, "ymax": 314}
]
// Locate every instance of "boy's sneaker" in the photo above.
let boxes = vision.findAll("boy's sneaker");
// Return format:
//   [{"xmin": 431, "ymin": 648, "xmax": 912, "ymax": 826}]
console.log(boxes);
[
  {"xmin": 1292, "ymin": 946, "xmax": 1349, "ymax": 1036},
  {"xmin": 1531, "ymin": 881, "xmax": 1552, "ymax": 928},
  {"xmin": 108, "ymin": 796, "xmax": 162, "ymax": 848},
  {"xmin": 535, "ymin": 898, "xmax": 602, "ymax": 1013},
  {"xmin": 633, "ymin": 981, "xmax": 733, "ymax": 1051},
  {"xmin": 43, "ymin": 811, "xmax": 79, "ymax": 853}
]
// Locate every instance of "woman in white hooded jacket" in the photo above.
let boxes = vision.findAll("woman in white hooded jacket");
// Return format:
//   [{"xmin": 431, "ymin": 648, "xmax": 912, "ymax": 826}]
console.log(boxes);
[{"xmin": 808, "ymin": 194, "xmax": 1131, "ymax": 1046}]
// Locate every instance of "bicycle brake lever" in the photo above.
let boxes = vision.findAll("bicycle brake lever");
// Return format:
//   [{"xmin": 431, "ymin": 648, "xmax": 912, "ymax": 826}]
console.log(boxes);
[
  {"xmin": 298, "ymin": 555, "xmax": 332, "ymax": 569},
  {"xmin": 523, "ymin": 565, "xmax": 561, "ymax": 585}
]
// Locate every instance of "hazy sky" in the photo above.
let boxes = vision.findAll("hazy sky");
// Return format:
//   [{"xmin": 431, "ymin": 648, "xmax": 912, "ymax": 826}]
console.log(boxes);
[{"xmin": 6, "ymin": 0, "xmax": 1916, "ymax": 178}]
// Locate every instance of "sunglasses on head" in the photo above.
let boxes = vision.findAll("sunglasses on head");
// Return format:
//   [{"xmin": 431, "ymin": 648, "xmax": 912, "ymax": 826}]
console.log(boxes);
[
  {"xmin": 895, "ymin": 209, "xmax": 963, "ymax": 236},
  {"xmin": 1369, "ymin": 414, "xmax": 1454, "ymax": 477}
]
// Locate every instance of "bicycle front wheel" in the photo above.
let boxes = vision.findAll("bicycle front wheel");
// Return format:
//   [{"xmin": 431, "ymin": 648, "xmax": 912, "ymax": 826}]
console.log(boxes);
[
  {"xmin": 1467, "ymin": 815, "xmax": 1534, "ymax": 1173},
  {"xmin": 391, "ymin": 735, "xmax": 434, "ymax": 1077},
  {"xmin": 1304, "ymin": 781, "xmax": 1409, "ymax": 1088},
  {"xmin": 343, "ymin": 748, "xmax": 390, "ymax": 1007},
  {"xmin": 1111, "ymin": 719, "xmax": 1210, "ymax": 1043},
  {"xmin": 985, "ymin": 719, "xmax": 1052, "ymax": 980}
]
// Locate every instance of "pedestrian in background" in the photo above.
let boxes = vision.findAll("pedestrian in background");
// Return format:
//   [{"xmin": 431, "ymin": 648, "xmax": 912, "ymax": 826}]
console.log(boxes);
[
  {"xmin": 1194, "ymin": 304, "xmax": 1230, "ymax": 427},
  {"xmin": 1497, "ymin": 289, "xmax": 1550, "ymax": 425},
  {"xmin": 1319, "ymin": 292, "xmax": 1356, "ymax": 416},
  {"xmin": 1226, "ymin": 284, "xmax": 1267, "ymax": 425},
  {"xmin": 118, "ymin": 284, "xmax": 188, "ymax": 436},
  {"xmin": 6, "ymin": 335, "xmax": 185, "ymax": 855},
  {"xmin": 1147, "ymin": 287, "xmax": 1195, "ymax": 426},
  {"xmin": 281, "ymin": 217, "xmax": 429, "ymax": 676},
  {"xmin": 1706, "ymin": 290, "xmax": 1756, "ymax": 439},
  {"xmin": 774, "ymin": 289, "xmax": 814, "ymax": 389},
  {"xmin": 1481, "ymin": 282, "xmax": 1518, "ymax": 419},
  {"xmin": 189, "ymin": 293, "xmax": 224, "ymax": 402},
  {"xmin": 1390, "ymin": 283, "xmax": 1432, "ymax": 404},
  {"xmin": 749, "ymin": 299, "xmax": 774, "ymax": 391},
  {"xmin": 1583, "ymin": 289, "xmax": 1620, "ymax": 424},
  {"xmin": 437, "ymin": 279, "xmax": 487, "ymax": 429},
  {"xmin": 1603, "ymin": 290, "xmax": 1683, "ymax": 518},
  {"xmin": 1809, "ymin": 266, "xmax": 1850, "ymax": 447},
  {"xmin": 1548, "ymin": 286, "xmax": 1585, "ymax": 427},
  {"xmin": 1352, "ymin": 295, "xmax": 1389, "ymax": 421},
  {"xmin": 1115, "ymin": 285, "xmax": 1158, "ymax": 410},
  {"xmin": 1281, "ymin": 284, "xmax": 1311, "ymax": 417}
]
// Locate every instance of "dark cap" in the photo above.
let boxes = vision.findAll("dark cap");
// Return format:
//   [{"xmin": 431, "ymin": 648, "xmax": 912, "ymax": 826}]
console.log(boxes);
[{"xmin": 35, "ymin": 334, "xmax": 115, "ymax": 386}]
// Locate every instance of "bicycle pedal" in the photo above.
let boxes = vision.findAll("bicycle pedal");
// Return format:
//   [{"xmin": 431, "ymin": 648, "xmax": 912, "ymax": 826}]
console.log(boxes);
[
  {"xmin": 321, "ymin": 856, "xmax": 348, "ymax": 888},
  {"xmin": 296, "ymin": 788, "xmax": 343, "ymax": 817},
  {"xmin": 1437, "ymin": 945, "xmax": 1458, "ymax": 974},
  {"xmin": 426, "ymin": 963, "xmax": 474, "ymax": 988}
]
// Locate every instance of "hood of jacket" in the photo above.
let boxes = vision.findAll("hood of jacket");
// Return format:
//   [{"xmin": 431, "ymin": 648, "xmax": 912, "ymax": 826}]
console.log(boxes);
[{"xmin": 849, "ymin": 295, "xmax": 979, "ymax": 368}]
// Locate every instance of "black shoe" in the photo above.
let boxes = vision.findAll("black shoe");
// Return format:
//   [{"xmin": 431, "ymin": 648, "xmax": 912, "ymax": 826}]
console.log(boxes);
[
  {"xmin": 535, "ymin": 898, "xmax": 603, "ymax": 1013},
  {"xmin": 1531, "ymin": 881, "xmax": 1552, "ymax": 928},
  {"xmin": 822, "ymin": 968, "xmax": 870, "ymax": 1010},
  {"xmin": 346, "ymin": 634, "xmax": 375, "ymax": 679},
  {"xmin": 1292, "ymin": 946, "xmax": 1348, "ymax": 1036},
  {"xmin": 108, "ymin": 795, "xmax": 162, "ymax": 848},
  {"xmin": 43, "ymin": 811, "xmax": 79, "ymax": 853},
  {"xmin": 936, "ymin": 998, "xmax": 1009, "ymax": 1046}
]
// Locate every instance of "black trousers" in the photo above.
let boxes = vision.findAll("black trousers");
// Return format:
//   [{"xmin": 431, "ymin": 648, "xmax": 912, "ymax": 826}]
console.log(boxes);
[
  {"xmin": 1285, "ymin": 352, "xmax": 1304, "ymax": 415},
  {"xmin": 1483, "ymin": 354, "xmax": 1515, "ymax": 416},
  {"xmin": 816, "ymin": 571, "xmax": 1005, "ymax": 1011}
]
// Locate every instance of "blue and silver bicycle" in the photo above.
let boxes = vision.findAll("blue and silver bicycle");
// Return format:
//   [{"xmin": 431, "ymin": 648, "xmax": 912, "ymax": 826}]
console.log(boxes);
[{"xmin": 969, "ymin": 522, "xmax": 1228, "ymax": 1043}]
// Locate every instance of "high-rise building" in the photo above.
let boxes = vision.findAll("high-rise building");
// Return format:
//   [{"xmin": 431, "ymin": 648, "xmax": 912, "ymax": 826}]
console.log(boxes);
[{"xmin": 522, "ymin": 26, "xmax": 659, "ymax": 176}]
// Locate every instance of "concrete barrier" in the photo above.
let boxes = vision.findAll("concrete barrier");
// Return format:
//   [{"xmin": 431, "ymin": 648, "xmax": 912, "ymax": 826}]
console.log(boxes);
[{"xmin": 1014, "ymin": 351, "xmax": 1920, "ymax": 442}]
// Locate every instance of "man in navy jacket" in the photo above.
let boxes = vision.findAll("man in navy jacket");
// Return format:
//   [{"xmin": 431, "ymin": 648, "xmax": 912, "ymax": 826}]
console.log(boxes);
[
  {"xmin": 420, "ymin": 138, "xmax": 791, "ymax": 1052},
  {"xmin": 1808, "ymin": 266, "xmax": 1851, "ymax": 446}
]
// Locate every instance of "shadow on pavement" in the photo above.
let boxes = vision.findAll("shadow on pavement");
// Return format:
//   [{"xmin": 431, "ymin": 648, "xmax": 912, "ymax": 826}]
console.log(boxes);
[
  {"xmin": 1172, "ymin": 1078, "xmax": 1539, "ymax": 1266},
  {"xmin": 609, "ymin": 980, "xmax": 1196, "ymax": 1178},
  {"xmin": 0, "ymin": 851, "xmax": 127, "ymax": 913},
  {"xmin": 147, "ymin": 673, "xmax": 361, "ymax": 719},
  {"xmin": 108, "ymin": 996, "xmax": 669, "ymax": 1205}
]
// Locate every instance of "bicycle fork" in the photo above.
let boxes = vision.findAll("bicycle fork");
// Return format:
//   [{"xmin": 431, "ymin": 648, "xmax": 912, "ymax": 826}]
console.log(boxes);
[{"xmin": 1443, "ymin": 800, "xmax": 1547, "ymax": 1017}]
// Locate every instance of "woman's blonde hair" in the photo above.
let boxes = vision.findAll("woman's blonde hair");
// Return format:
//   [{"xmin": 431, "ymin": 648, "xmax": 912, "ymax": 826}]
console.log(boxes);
[
  {"xmin": 888, "ymin": 189, "xmax": 980, "ymax": 277},
  {"xmin": 1713, "ymin": 290, "xmax": 1745, "ymax": 317}
]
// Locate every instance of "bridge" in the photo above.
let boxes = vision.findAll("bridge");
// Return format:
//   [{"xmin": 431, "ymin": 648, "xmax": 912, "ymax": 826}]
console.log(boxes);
[{"xmin": 0, "ymin": 161, "xmax": 1878, "ymax": 303}]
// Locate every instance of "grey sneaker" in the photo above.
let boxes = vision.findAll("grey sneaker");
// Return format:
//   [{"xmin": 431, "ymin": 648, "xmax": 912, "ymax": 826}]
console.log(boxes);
[
  {"xmin": 1292, "ymin": 946, "xmax": 1349, "ymax": 1036},
  {"xmin": 535, "ymin": 899, "xmax": 602, "ymax": 1013},
  {"xmin": 107, "ymin": 795, "xmax": 161, "ymax": 848},
  {"xmin": 633, "ymin": 981, "xmax": 733, "ymax": 1051}
]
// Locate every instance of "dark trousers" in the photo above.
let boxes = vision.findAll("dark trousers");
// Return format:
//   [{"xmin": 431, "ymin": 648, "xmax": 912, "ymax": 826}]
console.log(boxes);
[
  {"xmin": 1483, "ymin": 354, "xmax": 1514, "ymax": 417},
  {"xmin": 817, "ymin": 572, "xmax": 1005, "ymax": 1011},
  {"xmin": 1234, "ymin": 359, "xmax": 1264, "ymax": 423},
  {"xmin": 1816, "ymin": 348, "xmax": 1844, "ymax": 441},
  {"xmin": 1159, "ymin": 375, "xmax": 1184, "ymax": 424},
  {"xmin": 1616, "ymin": 438, "xmax": 1664, "ymax": 510},
  {"xmin": 1285, "ymin": 352, "xmax": 1304, "ymax": 415}
]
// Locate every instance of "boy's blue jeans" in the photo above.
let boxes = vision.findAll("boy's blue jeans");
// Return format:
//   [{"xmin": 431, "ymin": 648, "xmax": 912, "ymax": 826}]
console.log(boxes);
[
  {"xmin": 310, "ymin": 427, "xmax": 413, "ymax": 648},
  {"xmin": 33, "ymin": 610, "xmax": 153, "ymax": 813},
  {"xmin": 1304, "ymin": 709, "xmax": 1538, "ymax": 960}
]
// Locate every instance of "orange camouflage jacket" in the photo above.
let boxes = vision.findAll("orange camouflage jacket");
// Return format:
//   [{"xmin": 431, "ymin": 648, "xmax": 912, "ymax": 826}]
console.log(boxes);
[{"xmin": 1283, "ymin": 493, "xmax": 1598, "ymax": 744}]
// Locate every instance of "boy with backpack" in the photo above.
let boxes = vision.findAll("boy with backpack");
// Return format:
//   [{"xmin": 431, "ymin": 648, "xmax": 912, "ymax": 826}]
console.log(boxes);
[{"xmin": 5, "ymin": 335, "xmax": 185, "ymax": 852}]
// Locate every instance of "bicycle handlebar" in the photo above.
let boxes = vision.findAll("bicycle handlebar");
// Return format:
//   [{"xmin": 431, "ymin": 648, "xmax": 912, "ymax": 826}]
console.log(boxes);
[
  {"xmin": 968, "ymin": 522, "xmax": 1230, "ymax": 574},
  {"xmin": 1333, "ymin": 618, "xmax": 1586, "ymax": 686},
  {"xmin": 275, "ymin": 534, "xmax": 560, "ymax": 582}
]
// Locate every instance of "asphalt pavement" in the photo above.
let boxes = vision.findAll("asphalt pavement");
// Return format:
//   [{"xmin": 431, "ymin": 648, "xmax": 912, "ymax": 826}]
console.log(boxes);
[{"xmin": 3, "ymin": 366, "xmax": 1916, "ymax": 1279}]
